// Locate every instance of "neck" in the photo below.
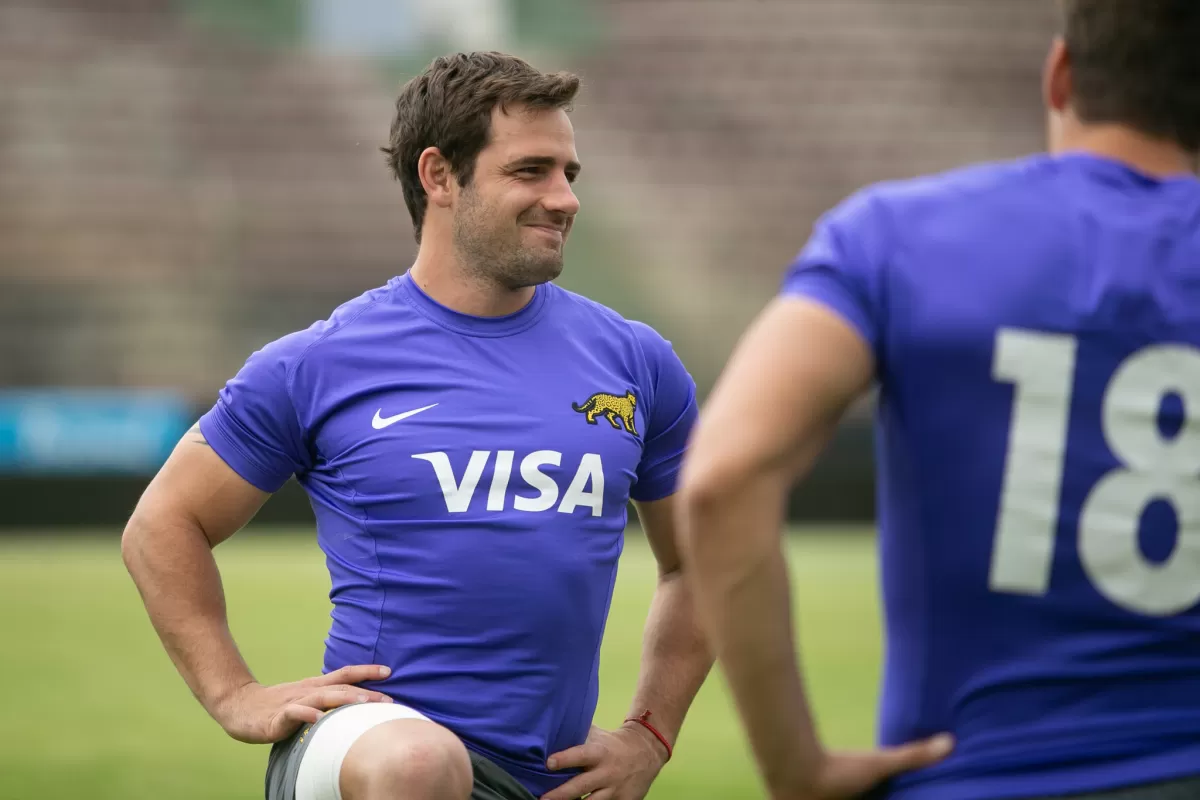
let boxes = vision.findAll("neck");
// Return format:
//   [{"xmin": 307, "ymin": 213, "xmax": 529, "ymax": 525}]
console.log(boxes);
[
  {"xmin": 408, "ymin": 235, "xmax": 535, "ymax": 318},
  {"xmin": 1054, "ymin": 120, "xmax": 1195, "ymax": 178}
]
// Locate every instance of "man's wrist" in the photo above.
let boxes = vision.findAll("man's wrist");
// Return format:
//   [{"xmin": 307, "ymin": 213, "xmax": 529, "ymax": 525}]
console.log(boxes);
[
  {"xmin": 763, "ymin": 749, "xmax": 827, "ymax": 800},
  {"xmin": 622, "ymin": 711, "xmax": 673, "ymax": 762},
  {"xmin": 205, "ymin": 676, "xmax": 257, "ymax": 723}
]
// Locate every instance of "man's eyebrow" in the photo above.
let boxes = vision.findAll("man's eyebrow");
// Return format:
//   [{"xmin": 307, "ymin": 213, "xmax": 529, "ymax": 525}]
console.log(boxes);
[{"xmin": 504, "ymin": 155, "xmax": 583, "ymax": 174}]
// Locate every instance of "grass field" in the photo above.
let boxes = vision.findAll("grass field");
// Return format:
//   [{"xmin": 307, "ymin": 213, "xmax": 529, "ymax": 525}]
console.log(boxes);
[{"xmin": 0, "ymin": 527, "xmax": 881, "ymax": 799}]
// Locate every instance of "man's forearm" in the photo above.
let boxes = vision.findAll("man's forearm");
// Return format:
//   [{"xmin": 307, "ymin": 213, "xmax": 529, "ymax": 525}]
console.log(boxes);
[
  {"xmin": 625, "ymin": 571, "xmax": 714, "ymax": 751},
  {"xmin": 122, "ymin": 515, "xmax": 255, "ymax": 720},
  {"xmin": 682, "ymin": 479, "xmax": 824, "ymax": 796}
]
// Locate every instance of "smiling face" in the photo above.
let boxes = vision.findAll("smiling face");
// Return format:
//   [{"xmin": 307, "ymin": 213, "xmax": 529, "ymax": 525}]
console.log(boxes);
[{"xmin": 451, "ymin": 103, "xmax": 582, "ymax": 291}]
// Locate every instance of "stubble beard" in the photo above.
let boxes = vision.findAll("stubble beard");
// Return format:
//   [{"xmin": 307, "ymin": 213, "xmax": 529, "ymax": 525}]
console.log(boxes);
[{"xmin": 453, "ymin": 192, "xmax": 565, "ymax": 292}]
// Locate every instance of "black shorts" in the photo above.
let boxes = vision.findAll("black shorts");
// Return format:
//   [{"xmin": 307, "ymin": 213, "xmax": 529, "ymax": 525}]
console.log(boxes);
[
  {"xmin": 863, "ymin": 775, "xmax": 1200, "ymax": 800},
  {"xmin": 264, "ymin": 704, "xmax": 537, "ymax": 800},
  {"xmin": 1031, "ymin": 775, "xmax": 1200, "ymax": 800}
]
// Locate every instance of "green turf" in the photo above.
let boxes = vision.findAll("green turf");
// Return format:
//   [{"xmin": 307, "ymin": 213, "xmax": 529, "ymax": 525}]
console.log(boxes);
[{"xmin": 0, "ymin": 528, "xmax": 880, "ymax": 799}]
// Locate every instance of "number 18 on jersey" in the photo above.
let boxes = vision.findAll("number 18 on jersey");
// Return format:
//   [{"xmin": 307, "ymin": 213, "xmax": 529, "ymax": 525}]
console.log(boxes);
[{"xmin": 990, "ymin": 328, "xmax": 1200, "ymax": 617}]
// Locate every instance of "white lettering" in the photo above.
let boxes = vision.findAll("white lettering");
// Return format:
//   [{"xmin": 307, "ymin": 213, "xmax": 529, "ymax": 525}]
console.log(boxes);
[
  {"xmin": 513, "ymin": 450, "xmax": 562, "ymax": 512},
  {"xmin": 413, "ymin": 450, "xmax": 608, "ymax": 517},
  {"xmin": 487, "ymin": 450, "xmax": 514, "ymax": 511},
  {"xmin": 558, "ymin": 452, "xmax": 605, "ymax": 517},
  {"xmin": 991, "ymin": 331, "xmax": 1200, "ymax": 616},
  {"xmin": 412, "ymin": 451, "xmax": 490, "ymax": 513}
]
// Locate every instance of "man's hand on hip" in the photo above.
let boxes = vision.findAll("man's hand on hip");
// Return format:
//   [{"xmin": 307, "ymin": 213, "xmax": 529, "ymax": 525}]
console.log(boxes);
[
  {"xmin": 542, "ymin": 722, "xmax": 669, "ymax": 800},
  {"xmin": 212, "ymin": 664, "xmax": 394, "ymax": 744}
]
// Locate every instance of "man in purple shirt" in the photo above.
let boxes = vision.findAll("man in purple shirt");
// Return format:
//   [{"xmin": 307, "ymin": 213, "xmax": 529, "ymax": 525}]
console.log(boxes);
[
  {"xmin": 123, "ymin": 51, "xmax": 711, "ymax": 800},
  {"xmin": 679, "ymin": 2, "xmax": 1200, "ymax": 800}
]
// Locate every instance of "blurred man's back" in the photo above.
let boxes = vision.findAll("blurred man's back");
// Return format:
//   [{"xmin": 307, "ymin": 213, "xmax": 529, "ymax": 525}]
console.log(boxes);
[
  {"xmin": 786, "ymin": 2, "xmax": 1200, "ymax": 796},
  {"xmin": 679, "ymin": 2, "xmax": 1200, "ymax": 799},
  {"xmin": 826, "ymin": 147, "xmax": 1200, "ymax": 800}
]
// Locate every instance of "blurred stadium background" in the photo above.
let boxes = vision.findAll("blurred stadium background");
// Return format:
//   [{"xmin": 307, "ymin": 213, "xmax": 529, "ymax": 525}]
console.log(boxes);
[{"xmin": 0, "ymin": 1, "xmax": 1058, "ymax": 797}]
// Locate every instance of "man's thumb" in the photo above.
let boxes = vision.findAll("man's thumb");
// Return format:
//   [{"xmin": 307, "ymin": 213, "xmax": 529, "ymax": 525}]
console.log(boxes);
[{"xmin": 880, "ymin": 733, "xmax": 955, "ymax": 775}]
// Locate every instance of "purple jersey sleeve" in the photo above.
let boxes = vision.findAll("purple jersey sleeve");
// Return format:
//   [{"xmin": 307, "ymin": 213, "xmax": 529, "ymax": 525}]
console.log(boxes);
[
  {"xmin": 197, "ymin": 333, "xmax": 314, "ymax": 493},
  {"xmin": 629, "ymin": 322, "xmax": 699, "ymax": 502},
  {"xmin": 780, "ymin": 189, "xmax": 886, "ymax": 354}
]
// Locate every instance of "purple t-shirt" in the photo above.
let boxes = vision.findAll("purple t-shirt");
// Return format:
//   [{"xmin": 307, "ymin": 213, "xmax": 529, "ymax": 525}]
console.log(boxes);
[
  {"xmin": 782, "ymin": 153, "xmax": 1200, "ymax": 800},
  {"xmin": 199, "ymin": 272, "xmax": 697, "ymax": 794}
]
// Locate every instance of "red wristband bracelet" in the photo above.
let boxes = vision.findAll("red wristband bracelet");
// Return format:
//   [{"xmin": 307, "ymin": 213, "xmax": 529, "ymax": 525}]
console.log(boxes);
[{"xmin": 625, "ymin": 710, "xmax": 672, "ymax": 761}]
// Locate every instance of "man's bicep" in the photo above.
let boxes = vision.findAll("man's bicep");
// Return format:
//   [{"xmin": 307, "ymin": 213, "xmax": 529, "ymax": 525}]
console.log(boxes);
[
  {"xmin": 133, "ymin": 427, "xmax": 272, "ymax": 548},
  {"xmin": 685, "ymin": 297, "xmax": 874, "ymax": 492}
]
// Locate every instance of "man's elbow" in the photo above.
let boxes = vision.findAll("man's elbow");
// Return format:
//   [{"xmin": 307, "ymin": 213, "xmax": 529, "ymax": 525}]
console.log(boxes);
[
  {"xmin": 677, "ymin": 456, "xmax": 790, "ymax": 559},
  {"xmin": 677, "ymin": 468, "xmax": 732, "ymax": 522},
  {"xmin": 120, "ymin": 500, "xmax": 178, "ymax": 577},
  {"xmin": 121, "ymin": 511, "xmax": 152, "ymax": 576},
  {"xmin": 678, "ymin": 447, "xmax": 760, "ymax": 517},
  {"xmin": 676, "ymin": 464, "xmax": 744, "ymax": 554}
]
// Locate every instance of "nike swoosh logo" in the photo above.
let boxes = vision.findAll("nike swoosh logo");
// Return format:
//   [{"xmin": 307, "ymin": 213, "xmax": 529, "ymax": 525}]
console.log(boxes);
[{"xmin": 371, "ymin": 403, "xmax": 438, "ymax": 430}]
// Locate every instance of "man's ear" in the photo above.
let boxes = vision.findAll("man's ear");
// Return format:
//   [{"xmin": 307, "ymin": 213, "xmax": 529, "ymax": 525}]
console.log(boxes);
[
  {"xmin": 418, "ymin": 147, "xmax": 455, "ymax": 209},
  {"xmin": 1043, "ymin": 36, "xmax": 1073, "ymax": 114}
]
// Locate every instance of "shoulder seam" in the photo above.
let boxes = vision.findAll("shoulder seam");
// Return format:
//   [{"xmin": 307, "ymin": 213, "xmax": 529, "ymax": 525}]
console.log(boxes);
[
  {"xmin": 282, "ymin": 290, "xmax": 392, "ymax": 433},
  {"xmin": 625, "ymin": 319, "xmax": 660, "ymax": 414},
  {"xmin": 861, "ymin": 190, "xmax": 896, "ymax": 351}
]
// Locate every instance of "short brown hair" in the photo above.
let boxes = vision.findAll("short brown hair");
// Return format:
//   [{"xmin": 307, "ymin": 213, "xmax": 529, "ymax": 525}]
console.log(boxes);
[
  {"xmin": 382, "ymin": 52, "xmax": 581, "ymax": 242},
  {"xmin": 1063, "ymin": 0, "xmax": 1200, "ymax": 151}
]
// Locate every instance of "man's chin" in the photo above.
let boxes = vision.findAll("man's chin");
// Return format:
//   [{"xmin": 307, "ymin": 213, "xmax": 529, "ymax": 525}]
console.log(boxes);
[
  {"xmin": 536, "ymin": 260, "xmax": 564, "ymax": 284},
  {"xmin": 501, "ymin": 254, "xmax": 563, "ymax": 289}
]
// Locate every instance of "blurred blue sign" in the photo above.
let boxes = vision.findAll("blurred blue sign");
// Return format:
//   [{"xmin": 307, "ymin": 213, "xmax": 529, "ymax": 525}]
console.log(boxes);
[{"xmin": 0, "ymin": 390, "xmax": 193, "ymax": 474}]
